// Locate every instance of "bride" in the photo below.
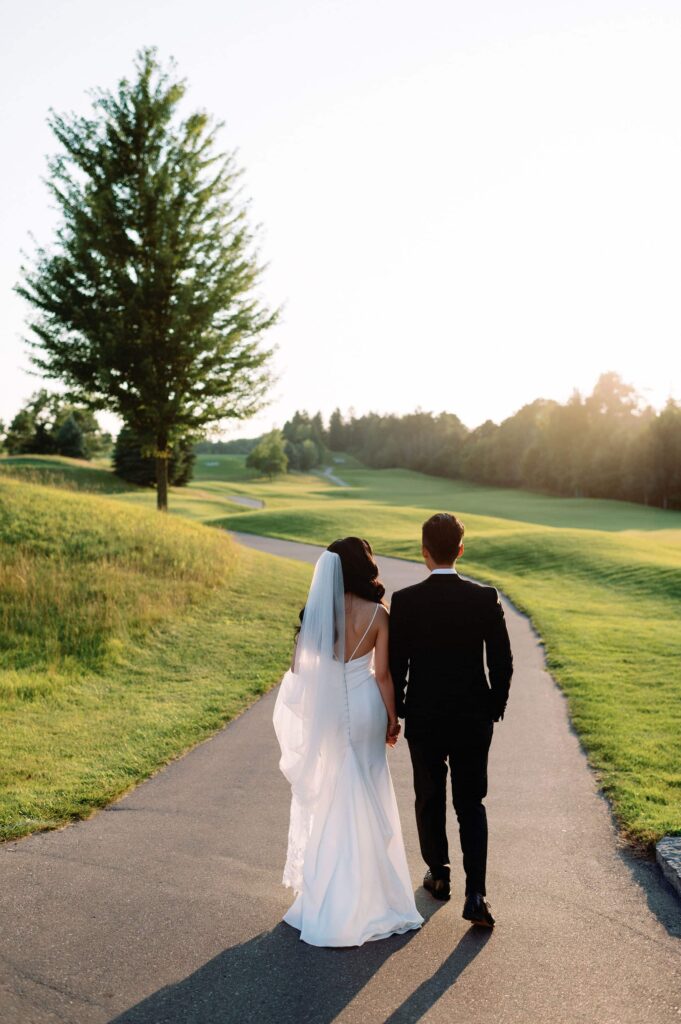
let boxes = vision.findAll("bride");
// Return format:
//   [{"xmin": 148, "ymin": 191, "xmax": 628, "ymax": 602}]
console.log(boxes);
[{"xmin": 273, "ymin": 536, "xmax": 423, "ymax": 947}]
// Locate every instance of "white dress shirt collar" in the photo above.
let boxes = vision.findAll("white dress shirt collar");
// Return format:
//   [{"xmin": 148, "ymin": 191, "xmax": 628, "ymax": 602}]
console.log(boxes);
[{"xmin": 430, "ymin": 567, "xmax": 458, "ymax": 575}]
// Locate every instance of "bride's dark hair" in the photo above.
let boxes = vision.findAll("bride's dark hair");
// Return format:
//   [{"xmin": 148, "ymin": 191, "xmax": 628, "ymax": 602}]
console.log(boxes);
[
  {"xmin": 326, "ymin": 537, "xmax": 386, "ymax": 605},
  {"xmin": 295, "ymin": 537, "xmax": 386, "ymax": 636}
]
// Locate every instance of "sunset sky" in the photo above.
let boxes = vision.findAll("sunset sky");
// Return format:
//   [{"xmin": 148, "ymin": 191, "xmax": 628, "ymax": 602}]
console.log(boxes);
[{"xmin": 2, "ymin": 0, "xmax": 680, "ymax": 438}]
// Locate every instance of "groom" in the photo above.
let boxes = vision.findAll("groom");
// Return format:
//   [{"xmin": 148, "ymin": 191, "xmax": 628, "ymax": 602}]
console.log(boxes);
[{"xmin": 389, "ymin": 512, "xmax": 513, "ymax": 927}]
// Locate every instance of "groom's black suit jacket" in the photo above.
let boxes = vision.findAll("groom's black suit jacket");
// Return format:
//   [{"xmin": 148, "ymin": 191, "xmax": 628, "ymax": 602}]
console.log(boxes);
[{"xmin": 389, "ymin": 573, "xmax": 513, "ymax": 738}]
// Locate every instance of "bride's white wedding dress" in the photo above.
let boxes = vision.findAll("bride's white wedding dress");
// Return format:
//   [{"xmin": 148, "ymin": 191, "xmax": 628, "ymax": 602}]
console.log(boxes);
[{"xmin": 273, "ymin": 552, "xmax": 423, "ymax": 947}]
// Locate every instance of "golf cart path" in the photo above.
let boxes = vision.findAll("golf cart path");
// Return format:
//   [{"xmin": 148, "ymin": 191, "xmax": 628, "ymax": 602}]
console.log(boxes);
[{"xmin": 0, "ymin": 534, "xmax": 679, "ymax": 1024}]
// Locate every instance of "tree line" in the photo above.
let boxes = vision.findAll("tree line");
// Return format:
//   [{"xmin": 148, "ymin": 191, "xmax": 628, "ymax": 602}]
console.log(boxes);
[
  {"xmin": 0, "ymin": 390, "xmax": 111, "ymax": 460},
  {"xmin": 278, "ymin": 373, "xmax": 681, "ymax": 510}
]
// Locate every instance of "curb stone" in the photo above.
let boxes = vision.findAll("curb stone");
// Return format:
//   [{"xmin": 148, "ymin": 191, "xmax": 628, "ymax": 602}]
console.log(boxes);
[{"xmin": 656, "ymin": 835, "xmax": 681, "ymax": 899}]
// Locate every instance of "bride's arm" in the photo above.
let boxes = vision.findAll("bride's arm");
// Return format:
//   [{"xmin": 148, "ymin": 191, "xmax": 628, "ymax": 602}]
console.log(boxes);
[
  {"xmin": 373, "ymin": 607, "xmax": 400, "ymax": 745},
  {"xmin": 290, "ymin": 606, "xmax": 305, "ymax": 672}
]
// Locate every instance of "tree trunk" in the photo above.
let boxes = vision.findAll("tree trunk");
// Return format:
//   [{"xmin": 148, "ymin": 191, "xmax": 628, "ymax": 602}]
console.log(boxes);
[{"xmin": 156, "ymin": 446, "xmax": 169, "ymax": 512}]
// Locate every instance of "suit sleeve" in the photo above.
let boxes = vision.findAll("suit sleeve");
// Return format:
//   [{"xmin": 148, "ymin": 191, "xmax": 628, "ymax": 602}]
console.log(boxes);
[
  {"xmin": 484, "ymin": 588, "xmax": 513, "ymax": 721},
  {"xmin": 388, "ymin": 591, "xmax": 409, "ymax": 719}
]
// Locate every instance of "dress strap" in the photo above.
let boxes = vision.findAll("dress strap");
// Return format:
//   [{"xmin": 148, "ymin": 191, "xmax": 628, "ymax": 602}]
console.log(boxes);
[{"xmin": 347, "ymin": 603, "xmax": 380, "ymax": 661}]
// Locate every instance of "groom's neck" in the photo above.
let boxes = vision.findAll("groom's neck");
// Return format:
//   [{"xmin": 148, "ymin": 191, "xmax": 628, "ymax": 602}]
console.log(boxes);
[{"xmin": 424, "ymin": 557, "xmax": 456, "ymax": 571}]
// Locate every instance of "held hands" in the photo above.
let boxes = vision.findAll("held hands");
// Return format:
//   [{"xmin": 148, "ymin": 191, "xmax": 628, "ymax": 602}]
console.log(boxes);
[{"xmin": 386, "ymin": 718, "xmax": 401, "ymax": 747}]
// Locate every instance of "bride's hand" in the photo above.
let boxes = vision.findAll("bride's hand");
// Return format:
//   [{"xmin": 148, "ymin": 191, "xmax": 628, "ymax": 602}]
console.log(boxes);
[{"xmin": 386, "ymin": 718, "xmax": 401, "ymax": 747}]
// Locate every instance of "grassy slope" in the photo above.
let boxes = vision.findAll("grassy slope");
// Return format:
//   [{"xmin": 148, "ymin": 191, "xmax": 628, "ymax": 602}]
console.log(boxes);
[
  {"xmin": 0, "ymin": 454, "xmax": 137, "ymax": 493},
  {"xmin": 0, "ymin": 476, "xmax": 310, "ymax": 840}
]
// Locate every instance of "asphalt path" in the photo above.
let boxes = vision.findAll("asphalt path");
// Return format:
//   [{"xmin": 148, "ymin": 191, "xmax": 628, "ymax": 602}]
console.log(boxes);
[{"xmin": 1, "ymin": 533, "xmax": 679, "ymax": 1024}]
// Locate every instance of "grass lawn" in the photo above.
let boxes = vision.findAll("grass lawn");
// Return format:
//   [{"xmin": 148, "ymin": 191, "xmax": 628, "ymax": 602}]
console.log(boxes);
[
  {"xmin": 0, "ymin": 476, "xmax": 310, "ymax": 841},
  {"xmin": 2, "ymin": 453, "xmax": 679, "ymax": 848}
]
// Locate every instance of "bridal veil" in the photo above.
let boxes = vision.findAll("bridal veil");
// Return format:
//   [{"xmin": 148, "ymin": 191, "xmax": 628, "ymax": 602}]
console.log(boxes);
[{"xmin": 272, "ymin": 550, "xmax": 347, "ymax": 892}]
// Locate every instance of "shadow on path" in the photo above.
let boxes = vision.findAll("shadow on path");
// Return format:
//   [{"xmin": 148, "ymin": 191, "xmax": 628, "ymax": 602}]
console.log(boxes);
[
  {"xmin": 109, "ymin": 894, "xmax": 484, "ymax": 1024},
  {"xmin": 618, "ymin": 846, "xmax": 681, "ymax": 939},
  {"xmin": 385, "ymin": 927, "xmax": 492, "ymax": 1023}
]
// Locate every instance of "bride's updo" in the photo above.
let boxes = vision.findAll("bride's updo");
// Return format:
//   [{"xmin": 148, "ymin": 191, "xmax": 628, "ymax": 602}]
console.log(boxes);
[{"xmin": 327, "ymin": 537, "xmax": 386, "ymax": 605}]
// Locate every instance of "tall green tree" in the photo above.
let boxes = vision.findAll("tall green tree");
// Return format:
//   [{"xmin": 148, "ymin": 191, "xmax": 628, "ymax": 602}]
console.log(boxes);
[
  {"xmin": 54, "ymin": 414, "xmax": 87, "ymax": 459},
  {"xmin": 3, "ymin": 408, "xmax": 38, "ymax": 455},
  {"xmin": 650, "ymin": 399, "xmax": 681, "ymax": 509},
  {"xmin": 281, "ymin": 410, "xmax": 325, "ymax": 470},
  {"xmin": 16, "ymin": 48, "xmax": 276, "ymax": 510},
  {"xmin": 327, "ymin": 408, "xmax": 346, "ymax": 451}
]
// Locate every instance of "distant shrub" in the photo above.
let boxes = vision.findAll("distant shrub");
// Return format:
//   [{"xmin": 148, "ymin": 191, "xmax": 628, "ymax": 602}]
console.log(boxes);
[
  {"xmin": 54, "ymin": 415, "xmax": 87, "ymax": 460},
  {"xmin": 246, "ymin": 430, "xmax": 288, "ymax": 477}
]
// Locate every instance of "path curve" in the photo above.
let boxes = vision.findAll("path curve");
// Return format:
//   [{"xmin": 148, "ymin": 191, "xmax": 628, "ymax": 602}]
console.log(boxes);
[
  {"xmin": 318, "ymin": 466, "xmax": 349, "ymax": 486},
  {"xmin": 0, "ymin": 534, "xmax": 679, "ymax": 1024},
  {"xmin": 226, "ymin": 494, "xmax": 264, "ymax": 509}
]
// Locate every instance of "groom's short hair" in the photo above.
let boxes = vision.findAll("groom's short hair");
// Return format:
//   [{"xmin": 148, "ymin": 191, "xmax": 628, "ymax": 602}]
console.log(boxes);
[{"xmin": 422, "ymin": 512, "xmax": 465, "ymax": 564}]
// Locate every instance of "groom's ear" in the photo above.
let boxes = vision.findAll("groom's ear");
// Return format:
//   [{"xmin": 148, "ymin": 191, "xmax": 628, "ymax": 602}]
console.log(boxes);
[{"xmin": 459, "ymin": 542, "xmax": 464, "ymax": 559}]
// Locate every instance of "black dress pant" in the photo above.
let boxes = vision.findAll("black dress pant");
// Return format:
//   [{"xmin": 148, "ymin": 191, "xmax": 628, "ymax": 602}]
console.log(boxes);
[{"xmin": 407, "ymin": 717, "xmax": 494, "ymax": 896}]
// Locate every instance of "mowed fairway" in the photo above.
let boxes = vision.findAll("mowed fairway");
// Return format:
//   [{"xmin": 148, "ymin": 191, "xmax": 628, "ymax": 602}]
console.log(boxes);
[
  {"xmin": 0, "ymin": 473, "xmax": 310, "ymax": 841},
  {"xmin": 178, "ymin": 454, "xmax": 680, "ymax": 849}
]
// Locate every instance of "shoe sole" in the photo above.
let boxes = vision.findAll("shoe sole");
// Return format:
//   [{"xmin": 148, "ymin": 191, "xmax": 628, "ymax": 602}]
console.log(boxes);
[{"xmin": 463, "ymin": 914, "xmax": 495, "ymax": 927}]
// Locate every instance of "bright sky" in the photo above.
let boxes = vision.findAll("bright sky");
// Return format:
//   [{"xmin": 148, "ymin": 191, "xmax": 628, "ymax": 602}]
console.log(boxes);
[{"xmin": 2, "ymin": 0, "xmax": 680, "ymax": 438}]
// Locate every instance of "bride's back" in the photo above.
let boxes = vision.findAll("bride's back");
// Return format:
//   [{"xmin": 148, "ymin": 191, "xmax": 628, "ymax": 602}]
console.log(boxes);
[{"xmin": 344, "ymin": 594, "xmax": 384, "ymax": 662}]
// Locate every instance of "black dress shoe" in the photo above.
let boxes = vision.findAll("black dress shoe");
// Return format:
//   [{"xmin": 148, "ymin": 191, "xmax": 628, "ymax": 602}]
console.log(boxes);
[
  {"xmin": 462, "ymin": 893, "xmax": 495, "ymax": 927},
  {"xmin": 423, "ymin": 869, "xmax": 450, "ymax": 901}
]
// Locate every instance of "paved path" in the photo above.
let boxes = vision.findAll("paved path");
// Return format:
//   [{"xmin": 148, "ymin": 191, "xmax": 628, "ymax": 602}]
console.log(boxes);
[
  {"xmin": 226, "ymin": 494, "xmax": 264, "ymax": 508},
  {"xmin": 317, "ymin": 466, "xmax": 349, "ymax": 487},
  {"xmin": 1, "ymin": 534, "xmax": 680, "ymax": 1024}
]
